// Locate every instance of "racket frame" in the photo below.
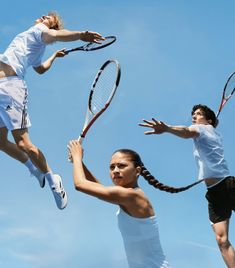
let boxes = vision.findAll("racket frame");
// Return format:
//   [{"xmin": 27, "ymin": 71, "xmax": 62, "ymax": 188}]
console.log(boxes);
[
  {"xmin": 65, "ymin": 36, "xmax": 116, "ymax": 54},
  {"xmin": 217, "ymin": 71, "xmax": 235, "ymax": 118},
  {"xmin": 79, "ymin": 59, "xmax": 121, "ymax": 142}
]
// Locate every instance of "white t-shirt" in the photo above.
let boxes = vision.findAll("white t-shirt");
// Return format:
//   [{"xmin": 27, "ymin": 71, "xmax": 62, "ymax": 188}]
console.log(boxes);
[
  {"xmin": 192, "ymin": 124, "xmax": 230, "ymax": 180},
  {"xmin": 117, "ymin": 207, "xmax": 170, "ymax": 268},
  {"xmin": 0, "ymin": 23, "xmax": 47, "ymax": 79}
]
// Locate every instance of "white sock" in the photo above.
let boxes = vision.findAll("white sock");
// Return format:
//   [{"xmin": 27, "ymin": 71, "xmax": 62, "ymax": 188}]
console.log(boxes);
[
  {"xmin": 45, "ymin": 171, "xmax": 57, "ymax": 189},
  {"xmin": 24, "ymin": 159, "xmax": 38, "ymax": 173}
]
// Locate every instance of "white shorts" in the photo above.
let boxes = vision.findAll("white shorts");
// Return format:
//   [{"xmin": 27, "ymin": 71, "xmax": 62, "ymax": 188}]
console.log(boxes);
[{"xmin": 0, "ymin": 76, "xmax": 31, "ymax": 130}]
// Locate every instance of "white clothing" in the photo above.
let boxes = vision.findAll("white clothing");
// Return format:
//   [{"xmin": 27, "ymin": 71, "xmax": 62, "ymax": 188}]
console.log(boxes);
[
  {"xmin": 0, "ymin": 23, "xmax": 47, "ymax": 79},
  {"xmin": 0, "ymin": 76, "xmax": 31, "ymax": 130},
  {"xmin": 192, "ymin": 124, "xmax": 230, "ymax": 181},
  {"xmin": 117, "ymin": 207, "xmax": 170, "ymax": 268},
  {"xmin": 0, "ymin": 23, "xmax": 48, "ymax": 129}
]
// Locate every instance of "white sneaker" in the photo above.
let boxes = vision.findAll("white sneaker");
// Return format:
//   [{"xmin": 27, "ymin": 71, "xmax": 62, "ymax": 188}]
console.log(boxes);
[
  {"xmin": 31, "ymin": 169, "xmax": 45, "ymax": 188},
  {"xmin": 51, "ymin": 174, "xmax": 67, "ymax": 210}
]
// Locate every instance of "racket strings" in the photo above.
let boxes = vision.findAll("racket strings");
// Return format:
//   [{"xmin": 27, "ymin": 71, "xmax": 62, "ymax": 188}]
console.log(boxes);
[
  {"xmin": 90, "ymin": 63, "xmax": 118, "ymax": 114},
  {"xmin": 84, "ymin": 42, "xmax": 100, "ymax": 50},
  {"xmin": 85, "ymin": 37, "xmax": 116, "ymax": 51},
  {"xmin": 225, "ymin": 73, "xmax": 235, "ymax": 99},
  {"xmin": 80, "ymin": 59, "xmax": 120, "ymax": 139},
  {"xmin": 91, "ymin": 80, "xmax": 114, "ymax": 111}
]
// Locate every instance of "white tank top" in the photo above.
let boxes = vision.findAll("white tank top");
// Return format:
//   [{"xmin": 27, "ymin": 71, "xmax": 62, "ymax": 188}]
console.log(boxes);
[
  {"xmin": 0, "ymin": 23, "xmax": 47, "ymax": 78},
  {"xmin": 117, "ymin": 207, "xmax": 170, "ymax": 268}
]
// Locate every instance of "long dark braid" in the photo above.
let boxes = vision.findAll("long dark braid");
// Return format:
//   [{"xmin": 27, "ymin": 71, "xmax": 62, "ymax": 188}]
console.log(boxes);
[
  {"xmin": 114, "ymin": 149, "xmax": 204, "ymax": 194},
  {"xmin": 141, "ymin": 165, "xmax": 204, "ymax": 193}
]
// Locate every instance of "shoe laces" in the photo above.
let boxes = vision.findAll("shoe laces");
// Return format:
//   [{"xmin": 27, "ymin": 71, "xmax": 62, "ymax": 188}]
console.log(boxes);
[{"xmin": 52, "ymin": 182, "xmax": 66, "ymax": 198}]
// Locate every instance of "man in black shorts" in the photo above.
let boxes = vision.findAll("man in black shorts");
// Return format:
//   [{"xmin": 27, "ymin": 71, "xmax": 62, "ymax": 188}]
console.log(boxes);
[
  {"xmin": 206, "ymin": 176, "xmax": 235, "ymax": 224},
  {"xmin": 140, "ymin": 104, "xmax": 235, "ymax": 267}
]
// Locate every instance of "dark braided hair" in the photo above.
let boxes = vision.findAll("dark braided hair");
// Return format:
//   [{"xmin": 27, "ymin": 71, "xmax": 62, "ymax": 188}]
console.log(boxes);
[
  {"xmin": 141, "ymin": 165, "xmax": 204, "ymax": 193},
  {"xmin": 114, "ymin": 149, "xmax": 203, "ymax": 193}
]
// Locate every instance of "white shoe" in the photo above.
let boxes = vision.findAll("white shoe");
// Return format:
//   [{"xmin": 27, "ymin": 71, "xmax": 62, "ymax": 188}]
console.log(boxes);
[
  {"xmin": 51, "ymin": 174, "xmax": 67, "ymax": 210},
  {"xmin": 31, "ymin": 169, "xmax": 45, "ymax": 188}
]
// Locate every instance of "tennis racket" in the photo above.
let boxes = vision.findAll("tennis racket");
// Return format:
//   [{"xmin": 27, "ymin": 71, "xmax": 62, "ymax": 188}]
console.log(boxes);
[
  {"xmin": 78, "ymin": 59, "xmax": 121, "ymax": 143},
  {"xmin": 216, "ymin": 72, "xmax": 235, "ymax": 118},
  {"xmin": 65, "ymin": 36, "xmax": 116, "ymax": 54}
]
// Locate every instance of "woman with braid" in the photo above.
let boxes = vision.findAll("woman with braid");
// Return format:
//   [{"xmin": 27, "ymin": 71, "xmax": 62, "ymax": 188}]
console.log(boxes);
[
  {"xmin": 68, "ymin": 140, "xmax": 170, "ymax": 268},
  {"xmin": 139, "ymin": 104, "xmax": 235, "ymax": 268}
]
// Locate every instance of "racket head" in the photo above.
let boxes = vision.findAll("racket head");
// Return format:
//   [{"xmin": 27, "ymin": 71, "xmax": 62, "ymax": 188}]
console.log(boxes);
[
  {"xmin": 65, "ymin": 36, "xmax": 116, "ymax": 54},
  {"xmin": 89, "ymin": 59, "xmax": 121, "ymax": 114},
  {"xmin": 83, "ymin": 35, "xmax": 116, "ymax": 51},
  {"xmin": 80, "ymin": 59, "xmax": 121, "ymax": 138},
  {"xmin": 223, "ymin": 72, "xmax": 235, "ymax": 99},
  {"xmin": 217, "ymin": 72, "xmax": 235, "ymax": 117}
]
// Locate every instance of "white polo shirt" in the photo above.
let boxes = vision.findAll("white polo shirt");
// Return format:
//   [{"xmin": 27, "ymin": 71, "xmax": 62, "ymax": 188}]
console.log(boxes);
[
  {"xmin": 192, "ymin": 124, "xmax": 230, "ymax": 181},
  {"xmin": 0, "ymin": 23, "xmax": 47, "ymax": 79}
]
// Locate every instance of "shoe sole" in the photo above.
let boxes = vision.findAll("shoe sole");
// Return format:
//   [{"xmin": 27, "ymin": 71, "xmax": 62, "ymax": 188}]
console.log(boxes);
[{"xmin": 40, "ymin": 177, "xmax": 46, "ymax": 188}]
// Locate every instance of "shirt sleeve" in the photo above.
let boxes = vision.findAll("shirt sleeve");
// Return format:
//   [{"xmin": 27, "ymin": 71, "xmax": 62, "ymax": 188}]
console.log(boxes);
[
  {"xmin": 190, "ymin": 124, "xmax": 207, "ymax": 139},
  {"xmin": 33, "ymin": 24, "xmax": 47, "ymax": 44}
]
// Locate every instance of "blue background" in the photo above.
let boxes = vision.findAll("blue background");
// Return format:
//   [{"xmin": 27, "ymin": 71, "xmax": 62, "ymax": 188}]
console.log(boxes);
[{"xmin": 0, "ymin": 1, "xmax": 234, "ymax": 267}]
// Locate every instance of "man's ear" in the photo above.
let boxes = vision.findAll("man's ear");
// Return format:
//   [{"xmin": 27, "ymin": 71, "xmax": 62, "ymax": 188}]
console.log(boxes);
[{"xmin": 207, "ymin": 119, "xmax": 212, "ymax": 125}]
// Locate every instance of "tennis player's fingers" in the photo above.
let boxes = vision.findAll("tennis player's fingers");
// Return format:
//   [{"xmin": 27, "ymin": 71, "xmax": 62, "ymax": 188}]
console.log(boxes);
[
  {"xmin": 142, "ymin": 119, "xmax": 153, "ymax": 124},
  {"xmin": 68, "ymin": 140, "xmax": 80, "ymax": 149},
  {"xmin": 93, "ymin": 36, "xmax": 105, "ymax": 44},
  {"xmin": 142, "ymin": 118, "xmax": 163, "ymax": 128},
  {"xmin": 56, "ymin": 48, "xmax": 67, "ymax": 57},
  {"xmin": 68, "ymin": 140, "xmax": 84, "ymax": 157},
  {"xmin": 67, "ymin": 140, "xmax": 82, "ymax": 162},
  {"xmin": 152, "ymin": 118, "xmax": 159, "ymax": 123},
  {"xmin": 139, "ymin": 123, "xmax": 152, "ymax": 128},
  {"xmin": 144, "ymin": 130, "xmax": 156, "ymax": 135},
  {"xmin": 139, "ymin": 119, "xmax": 155, "ymax": 127},
  {"xmin": 93, "ymin": 32, "xmax": 105, "ymax": 40},
  {"xmin": 67, "ymin": 144, "xmax": 73, "ymax": 162},
  {"xmin": 83, "ymin": 31, "xmax": 105, "ymax": 42},
  {"xmin": 67, "ymin": 141, "xmax": 75, "ymax": 153},
  {"xmin": 68, "ymin": 152, "xmax": 73, "ymax": 163}
]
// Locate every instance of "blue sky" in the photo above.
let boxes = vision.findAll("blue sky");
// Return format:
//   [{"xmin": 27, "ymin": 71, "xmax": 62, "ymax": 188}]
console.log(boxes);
[{"xmin": 1, "ymin": 1, "xmax": 235, "ymax": 267}]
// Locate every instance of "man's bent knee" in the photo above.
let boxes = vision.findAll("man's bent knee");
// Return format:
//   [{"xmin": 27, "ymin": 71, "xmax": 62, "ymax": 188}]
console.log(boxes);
[
  {"xmin": 17, "ymin": 140, "xmax": 37, "ymax": 155},
  {"xmin": 216, "ymin": 234, "xmax": 230, "ymax": 250}
]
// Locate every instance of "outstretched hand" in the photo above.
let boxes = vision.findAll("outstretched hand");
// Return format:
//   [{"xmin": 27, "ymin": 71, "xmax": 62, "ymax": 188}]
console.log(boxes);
[
  {"xmin": 79, "ymin": 31, "xmax": 105, "ymax": 43},
  {"xmin": 67, "ymin": 140, "xmax": 84, "ymax": 162},
  {"xmin": 139, "ymin": 118, "xmax": 168, "ymax": 135}
]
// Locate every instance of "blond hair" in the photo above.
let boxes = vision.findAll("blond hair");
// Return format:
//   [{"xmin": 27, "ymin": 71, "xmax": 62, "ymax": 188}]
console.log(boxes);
[{"xmin": 47, "ymin": 11, "xmax": 64, "ymax": 30}]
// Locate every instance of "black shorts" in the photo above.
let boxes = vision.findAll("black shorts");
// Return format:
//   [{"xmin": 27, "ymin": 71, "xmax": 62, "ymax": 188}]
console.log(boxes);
[{"xmin": 205, "ymin": 176, "xmax": 235, "ymax": 224}]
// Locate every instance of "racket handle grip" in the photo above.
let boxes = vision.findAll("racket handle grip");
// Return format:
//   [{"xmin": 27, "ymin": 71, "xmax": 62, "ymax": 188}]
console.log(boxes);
[
  {"xmin": 78, "ymin": 135, "xmax": 84, "ymax": 144},
  {"xmin": 64, "ymin": 50, "xmax": 70, "ymax": 55}
]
